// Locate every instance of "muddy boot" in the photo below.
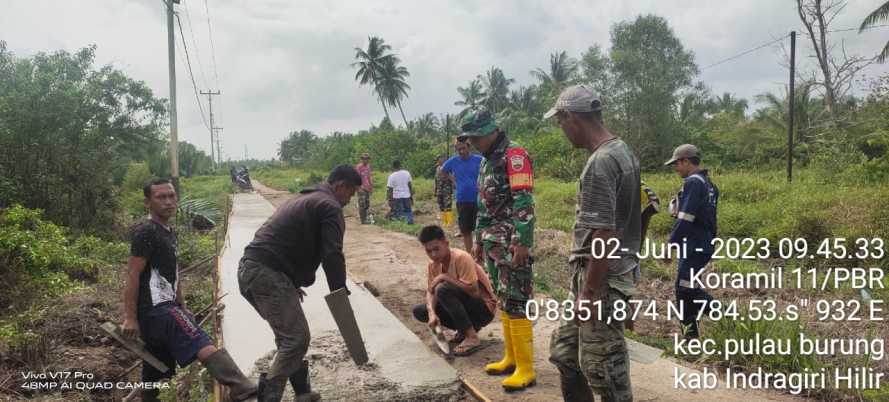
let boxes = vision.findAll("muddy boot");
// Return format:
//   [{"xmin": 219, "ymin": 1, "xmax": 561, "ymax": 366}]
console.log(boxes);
[
  {"xmin": 258, "ymin": 372, "xmax": 287, "ymax": 402},
  {"xmin": 141, "ymin": 389, "xmax": 161, "ymax": 402},
  {"xmin": 289, "ymin": 360, "xmax": 321, "ymax": 401},
  {"xmin": 203, "ymin": 349, "xmax": 257, "ymax": 401}
]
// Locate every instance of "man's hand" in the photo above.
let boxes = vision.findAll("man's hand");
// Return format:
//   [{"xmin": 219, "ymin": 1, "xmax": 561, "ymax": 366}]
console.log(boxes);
[
  {"xmin": 510, "ymin": 245, "xmax": 530, "ymax": 268},
  {"xmin": 297, "ymin": 288, "xmax": 307, "ymax": 303},
  {"xmin": 430, "ymin": 274, "xmax": 447, "ymax": 290},
  {"xmin": 427, "ymin": 313, "xmax": 439, "ymax": 328},
  {"xmin": 472, "ymin": 243, "xmax": 484, "ymax": 263},
  {"xmin": 121, "ymin": 318, "xmax": 140, "ymax": 340}
]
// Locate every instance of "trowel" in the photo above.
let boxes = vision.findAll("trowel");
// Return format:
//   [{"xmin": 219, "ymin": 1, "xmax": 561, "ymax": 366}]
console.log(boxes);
[{"xmin": 428, "ymin": 324, "xmax": 452, "ymax": 356}]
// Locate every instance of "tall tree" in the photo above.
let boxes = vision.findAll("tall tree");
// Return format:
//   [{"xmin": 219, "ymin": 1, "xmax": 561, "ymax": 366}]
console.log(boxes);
[
  {"xmin": 278, "ymin": 129, "xmax": 318, "ymax": 165},
  {"xmin": 352, "ymin": 36, "xmax": 396, "ymax": 121},
  {"xmin": 478, "ymin": 67, "xmax": 515, "ymax": 114},
  {"xmin": 455, "ymin": 78, "xmax": 485, "ymax": 115},
  {"xmin": 711, "ymin": 92, "xmax": 749, "ymax": 117},
  {"xmin": 755, "ymin": 82, "xmax": 816, "ymax": 143},
  {"xmin": 859, "ymin": 1, "xmax": 889, "ymax": 62},
  {"xmin": 609, "ymin": 15, "xmax": 698, "ymax": 167},
  {"xmin": 796, "ymin": 0, "xmax": 872, "ymax": 121},
  {"xmin": 380, "ymin": 57, "xmax": 411, "ymax": 127},
  {"xmin": 530, "ymin": 51, "xmax": 578, "ymax": 98}
]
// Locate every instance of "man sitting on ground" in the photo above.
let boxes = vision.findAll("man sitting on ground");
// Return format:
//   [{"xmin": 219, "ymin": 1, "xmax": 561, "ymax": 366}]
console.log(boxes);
[{"xmin": 412, "ymin": 225, "xmax": 497, "ymax": 356}]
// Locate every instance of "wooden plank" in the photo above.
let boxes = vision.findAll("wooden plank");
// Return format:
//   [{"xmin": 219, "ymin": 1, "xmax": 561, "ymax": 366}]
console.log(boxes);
[
  {"xmin": 100, "ymin": 322, "xmax": 169, "ymax": 372},
  {"xmin": 460, "ymin": 378, "xmax": 491, "ymax": 402},
  {"xmin": 324, "ymin": 288, "xmax": 369, "ymax": 365}
]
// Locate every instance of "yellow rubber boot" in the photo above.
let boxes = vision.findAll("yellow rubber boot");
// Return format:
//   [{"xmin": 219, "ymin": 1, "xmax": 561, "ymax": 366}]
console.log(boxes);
[
  {"xmin": 502, "ymin": 317, "xmax": 536, "ymax": 391},
  {"xmin": 484, "ymin": 311, "xmax": 515, "ymax": 375}
]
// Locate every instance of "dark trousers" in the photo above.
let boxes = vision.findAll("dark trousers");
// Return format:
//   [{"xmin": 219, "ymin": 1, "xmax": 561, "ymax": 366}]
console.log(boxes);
[
  {"xmin": 675, "ymin": 251, "xmax": 715, "ymax": 326},
  {"xmin": 412, "ymin": 283, "xmax": 493, "ymax": 332},
  {"xmin": 238, "ymin": 258, "xmax": 310, "ymax": 382}
]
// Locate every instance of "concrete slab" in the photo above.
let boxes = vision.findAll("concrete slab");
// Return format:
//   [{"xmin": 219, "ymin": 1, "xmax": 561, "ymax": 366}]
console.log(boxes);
[{"xmin": 219, "ymin": 192, "xmax": 460, "ymax": 400}]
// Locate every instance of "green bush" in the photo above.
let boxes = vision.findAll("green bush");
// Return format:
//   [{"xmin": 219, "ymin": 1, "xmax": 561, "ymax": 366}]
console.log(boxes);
[{"xmin": 0, "ymin": 205, "xmax": 126, "ymax": 310}]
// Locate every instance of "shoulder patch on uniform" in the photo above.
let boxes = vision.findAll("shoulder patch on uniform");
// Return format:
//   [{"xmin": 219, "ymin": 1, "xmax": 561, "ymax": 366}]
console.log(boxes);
[{"xmin": 506, "ymin": 147, "xmax": 533, "ymax": 191}]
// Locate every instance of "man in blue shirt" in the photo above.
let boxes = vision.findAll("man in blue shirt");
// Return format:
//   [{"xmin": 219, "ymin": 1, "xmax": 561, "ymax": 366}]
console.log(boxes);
[
  {"xmin": 665, "ymin": 144, "xmax": 719, "ymax": 340},
  {"xmin": 442, "ymin": 140, "xmax": 483, "ymax": 251}
]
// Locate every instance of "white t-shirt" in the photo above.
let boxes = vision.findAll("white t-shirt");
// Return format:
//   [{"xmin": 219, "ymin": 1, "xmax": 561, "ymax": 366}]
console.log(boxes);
[{"xmin": 387, "ymin": 170, "xmax": 412, "ymax": 199}]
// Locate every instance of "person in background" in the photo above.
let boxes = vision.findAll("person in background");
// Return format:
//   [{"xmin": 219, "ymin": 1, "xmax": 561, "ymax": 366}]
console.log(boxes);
[
  {"xmin": 387, "ymin": 160, "xmax": 414, "ymax": 224},
  {"xmin": 434, "ymin": 155, "xmax": 455, "ymax": 226},
  {"xmin": 355, "ymin": 153, "xmax": 373, "ymax": 224},
  {"xmin": 665, "ymin": 144, "xmax": 719, "ymax": 340},
  {"xmin": 441, "ymin": 139, "xmax": 483, "ymax": 252},
  {"xmin": 626, "ymin": 181, "xmax": 660, "ymax": 332}
]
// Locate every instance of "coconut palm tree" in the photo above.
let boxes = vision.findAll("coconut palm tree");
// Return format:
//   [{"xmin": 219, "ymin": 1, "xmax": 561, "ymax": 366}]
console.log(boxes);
[
  {"xmin": 479, "ymin": 67, "xmax": 514, "ymax": 114},
  {"xmin": 455, "ymin": 79, "xmax": 485, "ymax": 115},
  {"xmin": 860, "ymin": 1, "xmax": 889, "ymax": 62},
  {"xmin": 755, "ymin": 82, "xmax": 815, "ymax": 143},
  {"xmin": 380, "ymin": 58, "xmax": 411, "ymax": 127},
  {"xmin": 712, "ymin": 92, "xmax": 749, "ymax": 117},
  {"xmin": 530, "ymin": 51, "xmax": 578, "ymax": 97},
  {"xmin": 352, "ymin": 36, "xmax": 396, "ymax": 120}
]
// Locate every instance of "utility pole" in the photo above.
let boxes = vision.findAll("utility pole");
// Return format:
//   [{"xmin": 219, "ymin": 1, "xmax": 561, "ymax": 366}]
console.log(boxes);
[
  {"xmin": 788, "ymin": 31, "xmax": 796, "ymax": 183},
  {"xmin": 213, "ymin": 127, "xmax": 223, "ymax": 164},
  {"xmin": 244, "ymin": 144, "xmax": 248, "ymax": 161},
  {"xmin": 200, "ymin": 89, "xmax": 221, "ymax": 165},
  {"xmin": 167, "ymin": 0, "xmax": 181, "ymax": 192}
]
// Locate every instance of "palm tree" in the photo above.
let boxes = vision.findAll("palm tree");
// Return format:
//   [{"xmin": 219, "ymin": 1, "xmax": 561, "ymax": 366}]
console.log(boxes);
[
  {"xmin": 479, "ymin": 67, "xmax": 514, "ymax": 114},
  {"xmin": 380, "ymin": 58, "xmax": 411, "ymax": 127},
  {"xmin": 755, "ymin": 82, "xmax": 815, "ymax": 143},
  {"xmin": 455, "ymin": 79, "xmax": 485, "ymax": 115},
  {"xmin": 413, "ymin": 112, "xmax": 438, "ymax": 138},
  {"xmin": 530, "ymin": 51, "xmax": 578, "ymax": 97},
  {"xmin": 352, "ymin": 36, "xmax": 396, "ymax": 120},
  {"xmin": 712, "ymin": 92, "xmax": 749, "ymax": 117},
  {"xmin": 508, "ymin": 85, "xmax": 542, "ymax": 117},
  {"xmin": 860, "ymin": 1, "xmax": 889, "ymax": 62}
]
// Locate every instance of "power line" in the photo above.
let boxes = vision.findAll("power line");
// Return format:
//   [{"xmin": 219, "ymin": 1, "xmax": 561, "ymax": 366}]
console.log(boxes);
[
  {"xmin": 182, "ymin": 0, "xmax": 210, "ymax": 89},
  {"xmin": 175, "ymin": 12, "xmax": 211, "ymax": 131},
  {"xmin": 701, "ymin": 35, "xmax": 787, "ymax": 70},
  {"xmin": 204, "ymin": 0, "xmax": 220, "ymax": 88}
]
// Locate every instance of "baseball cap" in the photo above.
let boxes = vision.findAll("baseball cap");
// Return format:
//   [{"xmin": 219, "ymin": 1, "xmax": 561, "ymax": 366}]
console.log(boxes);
[
  {"xmin": 664, "ymin": 144, "xmax": 701, "ymax": 166},
  {"xmin": 360, "ymin": 152, "xmax": 370, "ymax": 159},
  {"xmin": 543, "ymin": 84, "xmax": 603, "ymax": 119},
  {"xmin": 458, "ymin": 109, "xmax": 497, "ymax": 138}
]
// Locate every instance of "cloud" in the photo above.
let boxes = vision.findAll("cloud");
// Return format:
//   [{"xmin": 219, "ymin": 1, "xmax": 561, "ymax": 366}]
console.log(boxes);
[{"xmin": 2, "ymin": 0, "xmax": 886, "ymax": 159}]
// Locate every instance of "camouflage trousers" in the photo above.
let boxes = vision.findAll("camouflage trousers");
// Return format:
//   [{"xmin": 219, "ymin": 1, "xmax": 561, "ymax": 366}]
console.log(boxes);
[
  {"xmin": 549, "ymin": 261, "xmax": 633, "ymax": 402},
  {"xmin": 436, "ymin": 192, "xmax": 453, "ymax": 212},
  {"xmin": 481, "ymin": 240, "xmax": 533, "ymax": 318},
  {"xmin": 358, "ymin": 190, "xmax": 371, "ymax": 223}
]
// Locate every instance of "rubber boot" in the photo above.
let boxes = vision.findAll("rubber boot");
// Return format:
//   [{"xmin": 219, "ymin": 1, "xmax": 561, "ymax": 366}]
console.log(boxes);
[
  {"xmin": 203, "ymin": 349, "xmax": 257, "ymax": 401},
  {"xmin": 289, "ymin": 360, "xmax": 321, "ymax": 402},
  {"xmin": 484, "ymin": 311, "xmax": 515, "ymax": 375},
  {"xmin": 257, "ymin": 372, "xmax": 287, "ymax": 402},
  {"xmin": 502, "ymin": 317, "xmax": 536, "ymax": 391}
]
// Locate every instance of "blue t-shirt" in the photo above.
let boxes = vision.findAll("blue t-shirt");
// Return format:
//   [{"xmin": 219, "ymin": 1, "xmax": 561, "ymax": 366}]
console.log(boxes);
[{"xmin": 442, "ymin": 154, "xmax": 483, "ymax": 203}]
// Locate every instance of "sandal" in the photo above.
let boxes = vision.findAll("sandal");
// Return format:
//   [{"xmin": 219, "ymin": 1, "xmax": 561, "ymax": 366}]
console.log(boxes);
[{"xmin": 453, "ymin": 341, "xmax": 482, "ymax": 356}]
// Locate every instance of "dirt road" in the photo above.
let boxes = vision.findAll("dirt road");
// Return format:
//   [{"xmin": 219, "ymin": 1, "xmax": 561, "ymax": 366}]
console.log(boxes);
[{"xmin": 252, "ymin": 181, "xmax": 803, "ymax": 402}]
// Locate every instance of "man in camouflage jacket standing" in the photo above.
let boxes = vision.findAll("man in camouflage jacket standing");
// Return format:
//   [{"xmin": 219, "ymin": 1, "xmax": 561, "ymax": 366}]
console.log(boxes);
[{"xmin": 458, "ymin": 109, "xmax": 536, "ymax": 391}]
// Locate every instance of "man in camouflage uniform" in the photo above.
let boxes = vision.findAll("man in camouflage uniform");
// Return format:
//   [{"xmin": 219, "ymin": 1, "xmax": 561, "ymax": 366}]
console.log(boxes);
[
  {"xmin": 546, "ymin": 85, "xmax": 639, "ymax": 402},
  {"xmin": 458, "ymin": 109, "xmax": 536, "ymax": 391},
  {"xmin": 434, "ymin": 155, "xmax": 454, "ymax": 225}
]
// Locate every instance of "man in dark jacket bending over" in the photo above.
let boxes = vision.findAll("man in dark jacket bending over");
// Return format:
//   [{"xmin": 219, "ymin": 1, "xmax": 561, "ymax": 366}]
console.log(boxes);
[{"xmin": 238, "ymin": 165, "xmax": 361, "ymax": 402}]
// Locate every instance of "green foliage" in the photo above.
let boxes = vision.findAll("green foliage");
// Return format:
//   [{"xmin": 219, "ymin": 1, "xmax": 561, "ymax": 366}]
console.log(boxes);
[
  {"xmin": 0, "ymin": 43, "xmax": 166, "ymax": 231},
  {"xmin": 0, "ymin": 205, "xmax": 126, "ymax": 310}
]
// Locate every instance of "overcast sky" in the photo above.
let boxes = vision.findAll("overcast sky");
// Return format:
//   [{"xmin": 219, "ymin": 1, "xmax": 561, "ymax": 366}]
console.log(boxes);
[{"xmin": 3, "ymin": 0, "xmax": 888, "ymax": 159}]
